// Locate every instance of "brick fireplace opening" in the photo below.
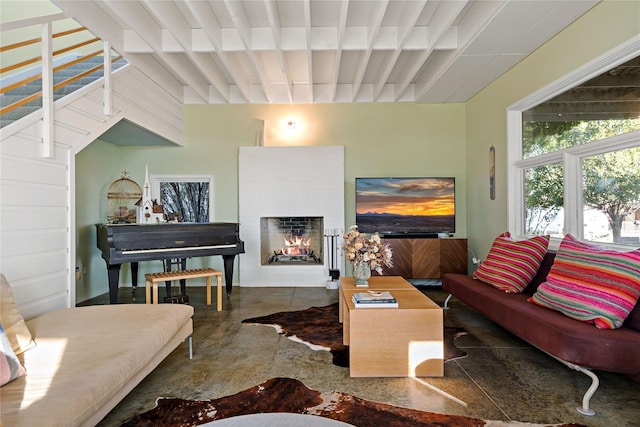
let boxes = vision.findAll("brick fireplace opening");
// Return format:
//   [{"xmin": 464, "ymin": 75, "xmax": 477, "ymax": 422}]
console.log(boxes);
[{"xmin": 261, "ymin": 216, "xmax": 323, "ymax": 265}]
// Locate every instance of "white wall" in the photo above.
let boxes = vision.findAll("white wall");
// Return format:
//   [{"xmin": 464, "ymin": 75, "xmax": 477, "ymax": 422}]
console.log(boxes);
[
  {"xmin": 239, "ymin": 146, "xmax": 345, "ymax": 286},
  {"xmin": 0, "ymin": 126, "xmax": 72, "ymax": 320}
]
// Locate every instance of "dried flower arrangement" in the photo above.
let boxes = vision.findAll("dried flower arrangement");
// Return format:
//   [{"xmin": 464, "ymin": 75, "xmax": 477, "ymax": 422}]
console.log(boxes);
[{"xmin": 342, "ymin": 225, "xmax": 393, "ymax": 274}]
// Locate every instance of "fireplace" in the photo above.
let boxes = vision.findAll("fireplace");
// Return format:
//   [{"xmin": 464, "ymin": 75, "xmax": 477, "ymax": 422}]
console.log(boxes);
[
  {"xmin": 239, "ymin": 146, "xmax": 344, "ymax": 287},
  {"xmin": 260, "ymin": 217, "xmax": 323, "ymax": 265}
]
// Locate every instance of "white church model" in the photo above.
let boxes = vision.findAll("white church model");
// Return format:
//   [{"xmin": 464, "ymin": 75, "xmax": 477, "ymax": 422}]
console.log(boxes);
[{"xmin": 137, "ymin": 165, "xmax": 165, "ymax": 224}]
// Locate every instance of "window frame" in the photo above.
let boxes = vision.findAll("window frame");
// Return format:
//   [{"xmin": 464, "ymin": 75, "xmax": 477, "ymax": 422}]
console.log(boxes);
[{"xmin": 507, "ymin": 38, "xmax": 640, "ymax": 250}]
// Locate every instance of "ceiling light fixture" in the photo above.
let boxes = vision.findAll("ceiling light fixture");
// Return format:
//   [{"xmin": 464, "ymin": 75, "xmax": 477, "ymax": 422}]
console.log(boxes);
[{"xmin": 287, "ymin": 120, "xmax": 296, "ymax": 129}]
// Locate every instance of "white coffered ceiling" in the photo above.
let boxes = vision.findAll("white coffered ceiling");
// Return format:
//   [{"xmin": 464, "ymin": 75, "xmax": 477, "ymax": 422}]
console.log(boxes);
[{"xmin": 53, "ymin": 0, "xmax": 600, "ymax": 104}]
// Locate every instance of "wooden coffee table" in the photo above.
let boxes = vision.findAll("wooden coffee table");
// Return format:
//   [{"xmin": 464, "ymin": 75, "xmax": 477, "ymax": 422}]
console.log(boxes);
[{"xmin": 339, "ymin": 276, "xmax": 443, "ymax": 377}]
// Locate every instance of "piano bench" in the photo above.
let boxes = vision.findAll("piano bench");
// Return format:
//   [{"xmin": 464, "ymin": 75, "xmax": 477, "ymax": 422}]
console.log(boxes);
[{"xmin": 144, "ymin": 268, "xmax": 223, "ymax": 311}]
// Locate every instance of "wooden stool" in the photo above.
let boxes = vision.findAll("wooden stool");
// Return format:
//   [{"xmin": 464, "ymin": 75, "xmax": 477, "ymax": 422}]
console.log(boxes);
[{"xmin": 144, "ymin": 268, "xmax": 223, "ymax": 311}]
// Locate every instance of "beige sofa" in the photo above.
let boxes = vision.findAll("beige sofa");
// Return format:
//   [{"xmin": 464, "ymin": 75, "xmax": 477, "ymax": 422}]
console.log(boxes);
[{"xmin": 1, "ymin": 275, "xmax": 193, "ymax": 427}]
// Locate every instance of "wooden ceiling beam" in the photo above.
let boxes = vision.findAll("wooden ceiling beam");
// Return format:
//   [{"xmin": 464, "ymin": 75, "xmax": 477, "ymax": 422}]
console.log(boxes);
[
  {"xmin": 329, "ymin": 0, "xmax": 349, "ymax": 103},
  {"xmin": 222, "ymin": 0, "xmax": 271, "ymax": 102},
  {"xmin": 142, "ymin": 0, "xmax": 230, "ymax": 103},
  {"xmin": 372, "ymin": 0, "xmax": 428, "ymax": 101},
  {"xmin": 103, "ymin": 0, "xmax": 210, "ymax": 103},
  {"xmin": 264, "ymin": 0, "xmax": 293, "ymax": 103},
  {"xmin": 183, "ymin": 0, "xmax": 251, "ymax": 103},
  {"xmin": 397, "ymin": 0, "xmax": 470, "ymax": 102},
  {"xmin": 351, "ymin": 0, "xmax": 388, "ymax": 102}
]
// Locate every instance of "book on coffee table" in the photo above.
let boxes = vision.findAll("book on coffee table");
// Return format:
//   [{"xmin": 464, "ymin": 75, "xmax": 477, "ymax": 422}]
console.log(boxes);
[
  {"xmin": 353, "ymin": 291, "xmax": 396, "ymax": 302},
  {"xmin": 352, "ymin": 291, "xmax": 398, "ymax": 308}
]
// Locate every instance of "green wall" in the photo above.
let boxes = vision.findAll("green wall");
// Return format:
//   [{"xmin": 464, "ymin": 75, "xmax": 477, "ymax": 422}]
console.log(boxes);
[
  {"xmin": 76, "ymin": 103, "xmax": 467, "ymax": 301},
  {"xmin": 465, "ymin": 0, "xmax": 640, "ymax": 260},
  {"xmin": 75, "ymin": 140, "xmax": 121, "ymax": 300}
]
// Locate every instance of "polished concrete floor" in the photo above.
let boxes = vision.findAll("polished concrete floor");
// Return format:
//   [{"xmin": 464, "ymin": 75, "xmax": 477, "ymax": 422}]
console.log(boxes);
[{"xmin": 80, "ymin": 285, "xmax": 640, "ymax": 427}]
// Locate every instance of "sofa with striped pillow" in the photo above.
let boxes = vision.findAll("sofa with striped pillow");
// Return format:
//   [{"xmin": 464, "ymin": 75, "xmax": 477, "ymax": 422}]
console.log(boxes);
[{"xmin": 441, "ymin": 234, "xmax": 640, "ymax": 416}]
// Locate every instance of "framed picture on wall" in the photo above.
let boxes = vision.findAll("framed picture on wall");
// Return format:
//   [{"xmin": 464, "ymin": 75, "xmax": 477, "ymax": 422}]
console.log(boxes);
[{"xmin": 151, "ymin": 175, "xmax": 214, "ymax": 223}]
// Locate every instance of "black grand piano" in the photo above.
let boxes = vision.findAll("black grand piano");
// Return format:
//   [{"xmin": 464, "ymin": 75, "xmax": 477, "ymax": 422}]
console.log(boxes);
[{"xmin": 96, "ymin": 222, "xmax": 244, "ymax": 303}]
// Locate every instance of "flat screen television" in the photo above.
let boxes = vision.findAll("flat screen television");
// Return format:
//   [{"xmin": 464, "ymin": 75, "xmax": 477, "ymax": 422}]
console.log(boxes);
[{"xmin": 355, "ymin": 177, "xmax": 455, "ymax": 237}]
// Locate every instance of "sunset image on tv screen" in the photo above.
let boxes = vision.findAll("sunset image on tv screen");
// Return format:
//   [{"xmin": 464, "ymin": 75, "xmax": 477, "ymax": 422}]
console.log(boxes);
[{"xmin": 355, "ymin": 177, "xmax": 455, "ymax": 235}]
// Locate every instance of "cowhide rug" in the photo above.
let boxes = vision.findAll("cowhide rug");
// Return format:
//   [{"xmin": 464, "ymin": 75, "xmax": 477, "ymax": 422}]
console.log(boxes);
[
  {"xmin": 241, "ymin": 302, "xmax": 469, "ymax": 367},
  {"xmin": 122, "ymin": 377, "xmax": 586, "ymax": 427}
]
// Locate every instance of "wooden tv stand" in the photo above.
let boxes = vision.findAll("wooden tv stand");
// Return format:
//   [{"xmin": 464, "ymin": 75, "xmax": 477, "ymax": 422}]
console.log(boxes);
[{"xmin": 378, "ymin": 237, "xmax": 467, "ymax": 279}]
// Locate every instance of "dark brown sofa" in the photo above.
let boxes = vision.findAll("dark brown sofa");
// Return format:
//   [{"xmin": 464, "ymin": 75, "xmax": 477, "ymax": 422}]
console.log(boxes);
[{"xmin": 442, "ymin": 252, "xmax": 640, "ymax": 416}]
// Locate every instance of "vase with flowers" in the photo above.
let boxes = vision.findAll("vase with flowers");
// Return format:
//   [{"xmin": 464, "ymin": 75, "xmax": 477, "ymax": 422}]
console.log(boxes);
[{"xmin": 342, "ymin": 225, "xmax": 393, "ymax": 286}]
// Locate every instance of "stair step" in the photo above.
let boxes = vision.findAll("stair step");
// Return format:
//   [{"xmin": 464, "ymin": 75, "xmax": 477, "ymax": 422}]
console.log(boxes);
[
  {"xmin": 2, "ymin": 83, "xmax": 90, "ymax": 102},
  {"xmin": 54, "ymin": 68, "xmax": 104, "ymax": 77},
  {"xmin": 1, "ymin": 105, "xmax": 41, "ymax": 122},
  {"xmin": 3, "ymin": 86, "xmax": 42, "ymax": 97},
  {"xmin": 1, "ymin": 95, "xmax": 42, "ymax": 106},
  {"xmin": 4, "ymin": 76, "xmax": 101, "ymax": 97},
  {"xmin": 53, "ymin": 85, "xmax": 86, "ymax": 96},
  {"xmin": 1, "ymin": 57, "xmax": 128, "ymax": 128}
]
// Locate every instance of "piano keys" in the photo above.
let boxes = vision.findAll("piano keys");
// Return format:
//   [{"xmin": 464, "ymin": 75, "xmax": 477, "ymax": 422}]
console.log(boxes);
[{"xmin": 96, "ymin": 222, "xmax": 245, "ymax": 303}]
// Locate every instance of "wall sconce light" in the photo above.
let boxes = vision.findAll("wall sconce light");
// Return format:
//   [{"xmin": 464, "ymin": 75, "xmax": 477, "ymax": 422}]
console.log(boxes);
[{"xmin": 280, "ymin": 117, "xmax": 302, "ymax": 141}]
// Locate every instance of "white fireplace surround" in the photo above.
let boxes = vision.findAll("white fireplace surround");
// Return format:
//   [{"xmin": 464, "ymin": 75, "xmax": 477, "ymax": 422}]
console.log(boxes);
[{"xmin": 239, "ymin": 146, "xmax": 345, "ymax": 286}]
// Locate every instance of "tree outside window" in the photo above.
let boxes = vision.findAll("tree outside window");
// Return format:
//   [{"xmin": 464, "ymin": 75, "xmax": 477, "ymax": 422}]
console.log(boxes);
[
  {"xmin": 524, "ymin": 163, "xmax": 563, "ymax": 236},
  {"xmin": 582, "ymin": 147, "xmax": 640, "ymax": 243},
  {"xmin": 521, "ymin": 120, "xmax": 640, "ymax": 245}
]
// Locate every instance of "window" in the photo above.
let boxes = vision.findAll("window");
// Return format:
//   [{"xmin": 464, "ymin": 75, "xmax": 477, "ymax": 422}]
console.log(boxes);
[
  {"xmin": 151, "ymin": 175, "xmax": 213, "ymax": 223},
  {"xmin": 582, "ymin": 146, "xmax": 640, "ymax": 244},
  {"xmin": 524, "ymin": 163, "xmax": 564, "ymax": 237},
  {"xmin": 508, "ymin": 43, "xmax": 640, "ymax": 248}
]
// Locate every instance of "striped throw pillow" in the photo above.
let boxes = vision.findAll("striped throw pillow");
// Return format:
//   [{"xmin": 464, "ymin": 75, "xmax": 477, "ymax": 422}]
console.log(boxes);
[
  {"xmin": 474, "ymin": 232, "xmax": 550, "ymax": 293},
  {"xmin": 528, "ymin": 234, "xmax": 640, "ymax": 329}
]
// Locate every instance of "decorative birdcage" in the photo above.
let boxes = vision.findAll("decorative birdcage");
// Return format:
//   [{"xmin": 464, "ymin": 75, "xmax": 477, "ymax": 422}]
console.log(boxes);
[{"xmin": 107, "ymin": 171, "xmax": 142, "ymax": 224}]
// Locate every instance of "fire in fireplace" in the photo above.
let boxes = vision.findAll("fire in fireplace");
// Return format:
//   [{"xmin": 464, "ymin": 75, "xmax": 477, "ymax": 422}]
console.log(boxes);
[
  {"xmin": 268, "ymin": 233, "xmax": 320, "ymax": 263},
  {"xmin": 260, "ymin": 217, "xmax": 324, "ymax": 265}
]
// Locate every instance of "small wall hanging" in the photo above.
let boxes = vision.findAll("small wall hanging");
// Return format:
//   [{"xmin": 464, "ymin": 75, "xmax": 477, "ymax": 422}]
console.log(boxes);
[{"xmin": 489, "ymin": 146, "xmax": 496, "ymax": 200}]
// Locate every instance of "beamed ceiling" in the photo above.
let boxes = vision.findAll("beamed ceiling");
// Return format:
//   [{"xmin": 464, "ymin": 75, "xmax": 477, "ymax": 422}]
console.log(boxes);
[{"xmin": 53, "ymin": 0, "xmax": 610, "ymax": 107}]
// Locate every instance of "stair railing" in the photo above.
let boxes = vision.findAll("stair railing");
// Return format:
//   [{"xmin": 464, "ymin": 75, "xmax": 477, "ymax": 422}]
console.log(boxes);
[{"xmin": 1, "ymin": 13, "xmax": 127, "ymax": 157}]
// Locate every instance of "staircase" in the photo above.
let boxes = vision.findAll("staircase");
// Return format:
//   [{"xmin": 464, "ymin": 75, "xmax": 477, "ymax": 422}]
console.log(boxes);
[
  {"xmin": 0, "ymin": 10, "xmax": 184, "ymax": 160},
  {"xmin": 1, "ymin": 14, "xmax": 181, "ymax": 147},
  {"xmin": 1, "ymin": 12, "xmax": 184, "ymax": 316},
  {"xmin": 0, "ymin": 56, "xmax": 128, "ymax": 128}
]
